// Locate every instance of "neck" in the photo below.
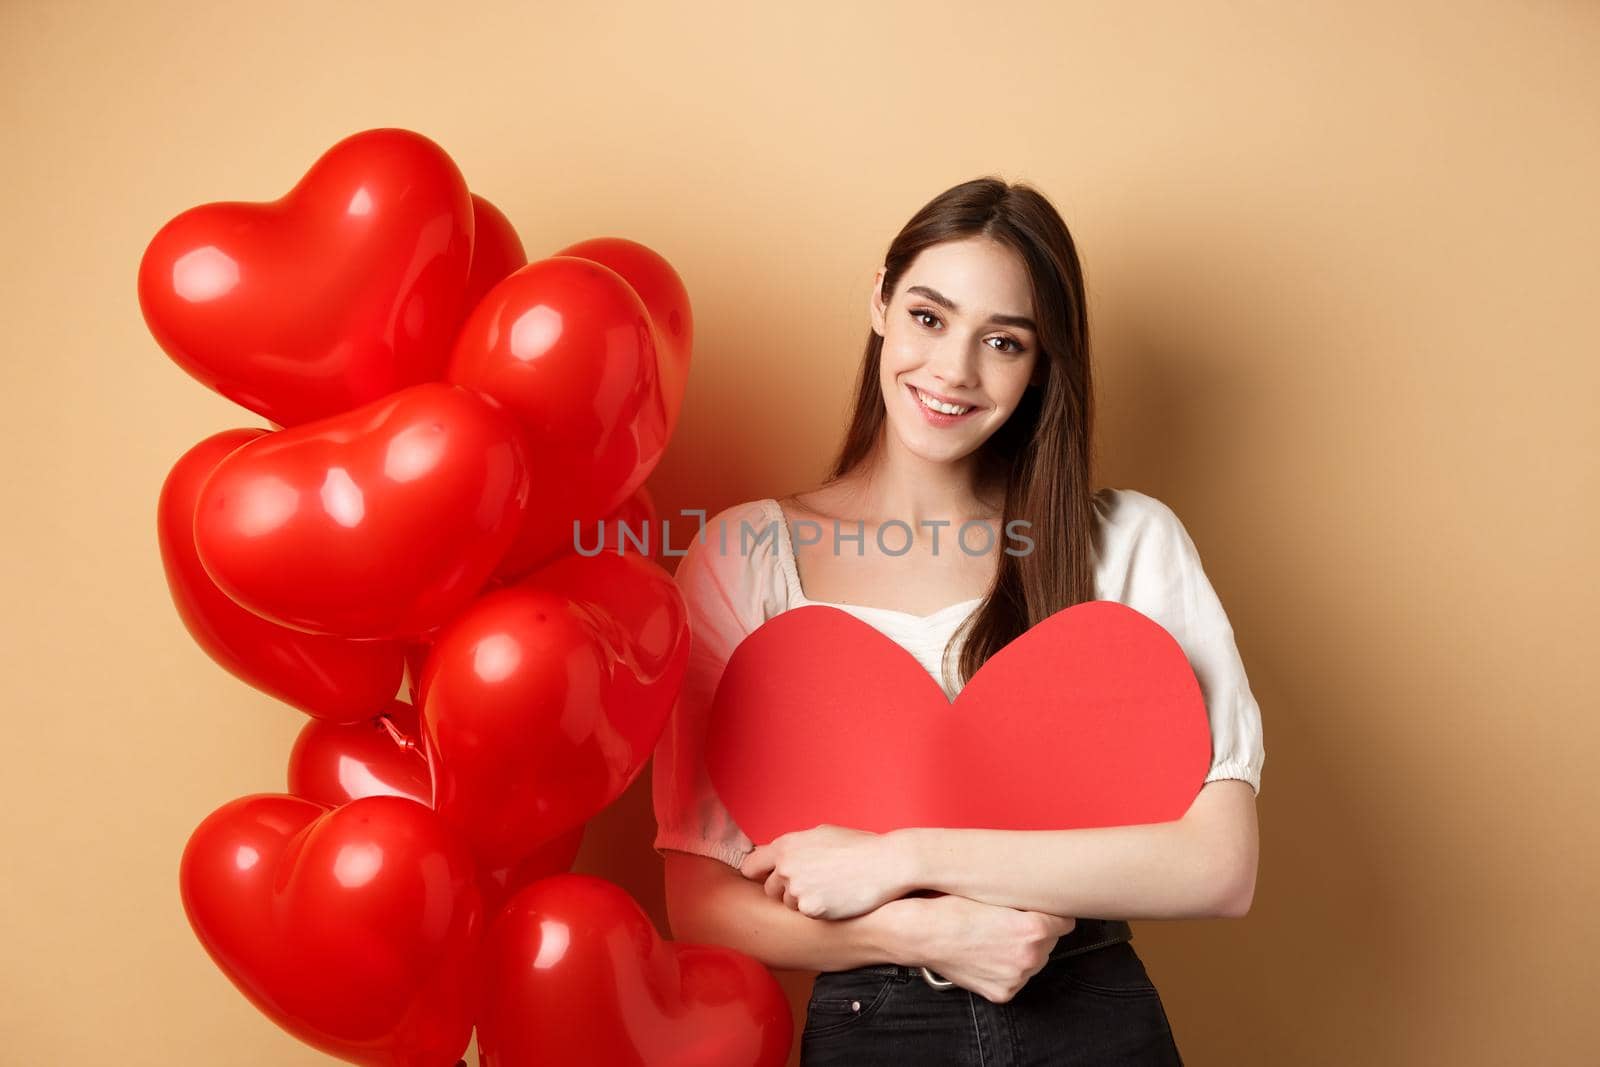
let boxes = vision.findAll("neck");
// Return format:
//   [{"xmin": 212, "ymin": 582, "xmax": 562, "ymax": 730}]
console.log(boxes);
[{"xmin": 848, "ymin": 430, "xmax": 1001, "ymax": 531}]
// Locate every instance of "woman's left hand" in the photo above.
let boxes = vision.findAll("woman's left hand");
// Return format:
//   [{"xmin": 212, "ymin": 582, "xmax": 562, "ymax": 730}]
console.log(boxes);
[{"xmin": 738, "ymin": 824, "xmax": 919, "ymax": 920}]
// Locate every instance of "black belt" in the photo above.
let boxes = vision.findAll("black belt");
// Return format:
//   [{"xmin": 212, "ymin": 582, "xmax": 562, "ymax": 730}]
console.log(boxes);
[{"xmin": 824, "ymin": 918, "xmax": 1134, "ymax": 990}]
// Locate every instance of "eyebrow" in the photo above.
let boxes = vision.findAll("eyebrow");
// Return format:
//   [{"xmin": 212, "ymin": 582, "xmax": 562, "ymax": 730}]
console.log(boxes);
[{"xmin": 905, "ymin": 285, "xmax": 1037, "ymax": 332}]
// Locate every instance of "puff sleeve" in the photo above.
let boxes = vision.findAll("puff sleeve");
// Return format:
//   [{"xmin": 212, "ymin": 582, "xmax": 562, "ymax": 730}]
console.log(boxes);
[
  {"xmin": 1160, "ymin": 501, "xmax": 1265, "ymax": 795},
  {"xmin": 1110, "ymin": 491, "xmax": 1267, "ymax": 797},
  {"xmin": 650, "ymin": 502, "xmax": 780, "ymax": 869}
]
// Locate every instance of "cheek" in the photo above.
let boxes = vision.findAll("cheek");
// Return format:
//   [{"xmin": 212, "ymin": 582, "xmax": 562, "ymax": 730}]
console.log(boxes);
[
  {"xmin": 886, "ymin": 337, "xmax": 938, "ymax": 382},
  {"xmin": 878, "ymin": 343, "xmax": 919, "ymax": 383},
  {"xmin": 989, "ymin": 362, "xmax": 1035, "ymax": 405}
]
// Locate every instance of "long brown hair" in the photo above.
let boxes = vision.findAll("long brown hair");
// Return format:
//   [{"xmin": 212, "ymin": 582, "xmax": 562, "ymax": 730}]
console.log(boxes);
[{"xmin": 824, "ymin": 177, "xmax": 1098, "ymax": 691}]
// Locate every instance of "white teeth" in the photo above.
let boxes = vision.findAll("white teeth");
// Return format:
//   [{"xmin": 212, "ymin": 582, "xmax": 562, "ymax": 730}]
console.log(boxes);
[{"xmin": 915, "ymin": 388, "xmax": 972, "ymax": 416}]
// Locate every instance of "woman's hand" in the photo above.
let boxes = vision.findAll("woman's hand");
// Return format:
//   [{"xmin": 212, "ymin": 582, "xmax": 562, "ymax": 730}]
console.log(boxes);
[
  {"xmin": 738, "ymin": 824, "xmax": 919, "ymax": 920},
  {"xmin": 909, "ymin": 894, "xmax": 1076, "ymax": 1004}
]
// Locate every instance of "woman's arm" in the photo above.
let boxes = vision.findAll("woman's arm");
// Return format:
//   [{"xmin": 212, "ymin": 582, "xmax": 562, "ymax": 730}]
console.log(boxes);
[
  {"xmin": 663, "ymin": 851, "xmax": 926, "ymax": 971},
  {"xmin": 664, "ymin": 850, "xmax": 1078, "ymax": 999},
  {"xmin": 892, "ymin": 780, "xmax": 1259, "ymax": 920}
]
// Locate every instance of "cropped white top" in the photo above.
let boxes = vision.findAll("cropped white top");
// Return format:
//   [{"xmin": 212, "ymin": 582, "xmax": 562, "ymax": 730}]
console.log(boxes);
[{"xmin": 651, "ymin": 488, "xmax": 1266, "ymax": 870}]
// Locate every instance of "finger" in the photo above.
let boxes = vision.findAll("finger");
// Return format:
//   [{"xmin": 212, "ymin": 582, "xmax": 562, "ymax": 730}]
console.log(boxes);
[{"xmin": 740, "ymin": 847, "xmax": 774, "ymax": 880}]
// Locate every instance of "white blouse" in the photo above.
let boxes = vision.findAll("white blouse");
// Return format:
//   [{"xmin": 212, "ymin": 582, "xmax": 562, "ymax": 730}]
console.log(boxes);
[{"xmin": 651, "ymin": 488, "xmax": 1266, "ymax": 870}]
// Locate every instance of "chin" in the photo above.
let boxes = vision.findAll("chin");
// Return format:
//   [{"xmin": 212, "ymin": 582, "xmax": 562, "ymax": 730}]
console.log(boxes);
[{"xmin": 891, "ymin": 426, "xmax": 977, "ymax": 464}]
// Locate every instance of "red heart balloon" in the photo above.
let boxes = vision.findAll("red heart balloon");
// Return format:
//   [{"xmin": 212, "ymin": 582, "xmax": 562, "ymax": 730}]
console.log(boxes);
[
  {"xmin": 284, "ymin": 699, "xmax": 584, "ymax": 918},
  {"xmin": 138, "ymin": 127, "xmax": 474, "ymax": 427},
  {"xmin": 193, "ymin": 381, "xmax": 531, "ymax": 639},
  {"xmin": 477, "ymin": 874, "xmax": 792, "ymax": 1067},
  {"xmin": 403, "ymin": 640, "xmax": 432, "ymax": 706},
  {"xmin": 159, "ymin": 428, "xmax": 407, "ymax": 721},
  {"xmin": 706, "ymin": 601, "xmax": 1212, "ymax": 844},
  {"xmin": 446, "ymin": 256, "xmax": 670, "ymax": 577},
  {"xmin": 288, "ymin": 700, "xmax": 431, "ymax": 807},
  {"xmin": 179, "ymin": 794, "xmax": 483, "ymax": 1066},
  {"xmin": 555, "ymin": 237, "xmax": 693, "ymax": 440},
  {"xmin": 460, "ymin": 193, "xmax": 528, "ymax": 322},
  {"xmin": 476, "ymin": 825, "xmax": 586, "ymax": 921},
  {"xmin": 598, "ymin": 483, "xmax": 661, "ymax": 561},
  {"xmin": 421, "ymin": 552, "xmax": 688, "ymax": 871},
  {"xmin": 283, "ymin": 698, "xmax": 585, "ymax": 919},
  {"xmin": 519, "ymin": 550, "xmax": 691, "ymax": 763}
]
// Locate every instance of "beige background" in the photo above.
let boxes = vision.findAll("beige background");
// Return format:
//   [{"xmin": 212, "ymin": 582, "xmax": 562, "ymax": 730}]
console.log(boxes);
[{"xmin": 3, "ymin": 1, "xmax": 1596, "ymax": 1064}]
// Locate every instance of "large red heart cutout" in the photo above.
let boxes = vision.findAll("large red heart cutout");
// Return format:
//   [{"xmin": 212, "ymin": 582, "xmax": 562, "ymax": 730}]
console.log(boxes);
[
  {"xmin": 706, "ymin": 600, "xmax": 1212, "ymax": 844},
  {"xmin": 137, "ymin": 127, "xmax": 473, "ymax": 427}
]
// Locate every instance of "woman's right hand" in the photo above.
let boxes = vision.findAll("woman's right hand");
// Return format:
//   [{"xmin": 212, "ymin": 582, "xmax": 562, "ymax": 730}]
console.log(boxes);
[{"xmin": 891, "ymin": 893, "xmax": 1075, "ymax": 1004}]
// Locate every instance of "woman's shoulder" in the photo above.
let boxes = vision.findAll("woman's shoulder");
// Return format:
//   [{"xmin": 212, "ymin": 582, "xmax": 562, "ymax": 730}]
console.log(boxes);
[
  {"xmin": 1094, "ymin": 485, "xmax": 1181, "ymax": 534},
  {"xmin": 672, "ymin": 497, "xmax": 787, "ymax": 588},
  {"xmin": 695, "ymin": 497, "xmax": 786, "ymax": 558},
  {"xmin": 1091, "ymin": 486, "xmax": 1194, "ymax": 574},
  {"xmin": 1089, "ymin": 485, "xmax": 1216, "ymax": 606},
  {"xmin": 670, "ymin": 497, "xmax": 791, "ymax": 631}
]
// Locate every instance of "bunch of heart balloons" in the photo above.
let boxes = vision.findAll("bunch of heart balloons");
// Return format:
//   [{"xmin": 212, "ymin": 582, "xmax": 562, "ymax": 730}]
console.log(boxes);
[{"xmin": 145, "ymin": 128, "xmax": 791, "ymax": 1066}]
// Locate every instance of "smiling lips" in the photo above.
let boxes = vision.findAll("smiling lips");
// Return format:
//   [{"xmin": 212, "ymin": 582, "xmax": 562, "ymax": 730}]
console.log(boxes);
[{"xmin": 907, "ymin": 382, "xmax": 981, "ymax": 424}]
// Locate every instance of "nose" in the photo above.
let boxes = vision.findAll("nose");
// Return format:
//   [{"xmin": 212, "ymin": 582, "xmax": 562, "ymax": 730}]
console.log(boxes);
[{"xmin": 924, "ymin": 335, "xmax": 981, "ymax": 390}]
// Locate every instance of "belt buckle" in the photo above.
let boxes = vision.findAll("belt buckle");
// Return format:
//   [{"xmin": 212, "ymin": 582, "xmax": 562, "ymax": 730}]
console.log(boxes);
[{"xmin": 920, "ymin": 965, "xmax": 957, "ymax": 990}]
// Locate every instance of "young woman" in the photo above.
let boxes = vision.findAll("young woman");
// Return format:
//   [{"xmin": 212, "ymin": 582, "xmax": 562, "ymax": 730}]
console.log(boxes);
[{"xmin": 653, "ymin": 178, "xmax": 1265, "ymax": 1066}]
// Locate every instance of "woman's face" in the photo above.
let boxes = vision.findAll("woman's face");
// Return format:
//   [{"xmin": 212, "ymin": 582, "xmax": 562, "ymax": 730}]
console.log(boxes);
[{"xmin": 871, "ymin": 236, "xmax": 1043, "ymax": 466}]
